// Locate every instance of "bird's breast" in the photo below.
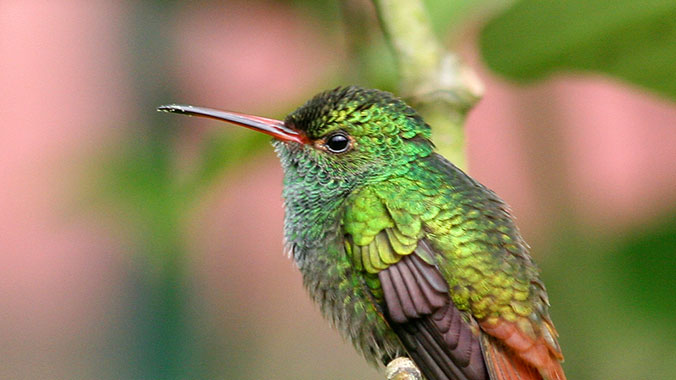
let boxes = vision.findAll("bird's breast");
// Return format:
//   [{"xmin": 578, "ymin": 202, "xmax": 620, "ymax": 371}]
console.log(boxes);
[{"xmin": 294, "ymin": 241, "xmax": 405, "ymax": 365}]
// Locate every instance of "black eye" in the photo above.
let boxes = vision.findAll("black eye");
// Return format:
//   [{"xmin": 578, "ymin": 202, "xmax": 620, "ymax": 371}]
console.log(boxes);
[{"xmin": 325, "ymin": 133, "xmax": 351, "ymax": 153}]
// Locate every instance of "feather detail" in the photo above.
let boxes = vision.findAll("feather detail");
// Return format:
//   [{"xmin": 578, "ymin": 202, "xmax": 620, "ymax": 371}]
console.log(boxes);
[
  {"xmin": 480, "ymin": 334, "xmax": 542, "ymax": 380},
  {"xmin": 379, "ymin": 251, "xmax": 489, "ymax": 380},
  {"xmin": 275, "ymin": 86, "xmax": 568, "ymax": 380},
  {"xmin": 480, "ymin": 319, "xmax": 566, "ymax": 380}
]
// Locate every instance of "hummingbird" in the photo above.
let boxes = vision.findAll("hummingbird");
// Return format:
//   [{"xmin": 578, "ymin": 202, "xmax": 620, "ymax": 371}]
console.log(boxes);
[{"xmin": 158, "ymin": 86, "xmax": 566, "ymax": 380}]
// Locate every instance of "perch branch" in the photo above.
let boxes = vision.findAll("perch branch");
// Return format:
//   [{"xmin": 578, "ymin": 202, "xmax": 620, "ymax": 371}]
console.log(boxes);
[
  {"xmin": 386, "ymin": 357, "xmax": 423, "ymax": 380},
  {"xmin": 372, "ymin": 0, "xmax": 483, "ymax": 169}
]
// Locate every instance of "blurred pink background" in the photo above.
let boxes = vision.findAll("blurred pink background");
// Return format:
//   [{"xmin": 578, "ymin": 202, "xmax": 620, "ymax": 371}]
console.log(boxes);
[{"xmin": 1, "ymin": 1, "xmax": 675, "ymax": 379}]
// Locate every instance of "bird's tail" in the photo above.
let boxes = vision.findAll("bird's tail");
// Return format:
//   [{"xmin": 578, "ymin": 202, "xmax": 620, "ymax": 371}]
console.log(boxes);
[{"xmin": 481, "ymin": 334, "xmax": 566, "ymax": 380}]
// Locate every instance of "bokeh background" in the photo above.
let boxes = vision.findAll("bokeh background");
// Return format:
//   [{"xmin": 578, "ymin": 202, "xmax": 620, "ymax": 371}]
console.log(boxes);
[{"xmin": 2, "ymin": 0, "xmax": 675, "ymax": 379}]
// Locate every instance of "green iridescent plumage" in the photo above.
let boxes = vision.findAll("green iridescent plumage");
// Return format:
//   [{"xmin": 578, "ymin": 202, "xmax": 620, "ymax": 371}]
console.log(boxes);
[
  {"xmin": 160, "ymin": 86, "xmax": 566, "ymax": 380},
  {"xmin": 272, "ymin": 87, "xmax": 564, "ymax": 380}
]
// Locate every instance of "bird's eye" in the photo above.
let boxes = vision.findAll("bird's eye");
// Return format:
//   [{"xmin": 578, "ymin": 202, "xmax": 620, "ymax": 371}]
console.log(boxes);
[{"xmin": 325, "ymin": 133, "xmax": 351, "ymax": 153}]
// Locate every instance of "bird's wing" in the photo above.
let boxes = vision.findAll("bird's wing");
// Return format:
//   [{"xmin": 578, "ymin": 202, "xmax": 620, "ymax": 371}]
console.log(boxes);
[
  {"xmin": 348, "ymin": 228, "xmax": 490, "ymax": 380},
  {"xmin": 377, "ymin": 239, "xmax": 490, "ymax": 380},
  {"xmin": 349, "ymin": 230, "xmax": 562, "ymax": 380}
]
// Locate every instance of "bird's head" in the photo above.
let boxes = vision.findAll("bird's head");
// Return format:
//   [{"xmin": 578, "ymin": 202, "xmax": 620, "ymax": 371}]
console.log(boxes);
[{"xmin": 159, "ymin": 86, "xmax": 434, "ymax": 194}]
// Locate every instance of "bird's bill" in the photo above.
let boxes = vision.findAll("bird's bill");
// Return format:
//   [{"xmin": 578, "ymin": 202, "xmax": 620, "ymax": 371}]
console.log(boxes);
[{"xmin": 157, "ymin": 104, "xmax": 306, "ymax": 144}]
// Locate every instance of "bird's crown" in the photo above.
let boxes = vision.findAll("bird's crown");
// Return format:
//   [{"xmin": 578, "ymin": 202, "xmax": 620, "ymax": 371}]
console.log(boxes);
[{"xmin": 285, "ymin": 86, "xmax": 432, "ymax": 143}]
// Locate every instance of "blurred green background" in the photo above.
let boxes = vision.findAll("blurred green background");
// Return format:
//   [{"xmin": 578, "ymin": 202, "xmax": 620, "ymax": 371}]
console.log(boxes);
[{"xmin": 2, "ymin": 0, "xmax": 675, "ymax": 379}]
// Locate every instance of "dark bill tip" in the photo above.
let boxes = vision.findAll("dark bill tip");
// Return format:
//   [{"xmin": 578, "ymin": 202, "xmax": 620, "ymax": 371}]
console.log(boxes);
[{"xmin": 157, "ymin": 104, "xmax": 306, "ymax": 144}]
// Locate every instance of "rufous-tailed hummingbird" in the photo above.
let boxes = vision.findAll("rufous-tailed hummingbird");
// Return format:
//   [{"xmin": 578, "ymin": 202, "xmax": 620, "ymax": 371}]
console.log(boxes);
[{"xmin": 159, "ymin": 86, "xmax": 566, "ymax": 380}]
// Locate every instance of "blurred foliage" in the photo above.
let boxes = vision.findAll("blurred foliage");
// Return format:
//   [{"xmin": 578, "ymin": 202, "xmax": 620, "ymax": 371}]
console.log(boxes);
[
  {"xmin": 422, "ymin": 0, "xmax": 486, "ymax": 37},
  {"xmin": 339, "ymin": 0, "xmax": 398, "ymax": 90},
  {"xmin": 99, "ymin": 2, "xmax": 266, "ymax": 378},
  {"xmin": 540, "ymin": 209, "xmax": 676, "ymax": 379},
  {"xmin": 611, "ymin": 211, "xmax": 676, "ymax": 319},
  {"xmin": 286, "ymin": 0, "xmax": 480, "ymax": 36},
  {"xmin": 480, "ymin": 0, "xmax": 676, "ymax": 101},
  {"xmin": 101, "ymin": 129, "xmax": 268, "ymax": 264}
]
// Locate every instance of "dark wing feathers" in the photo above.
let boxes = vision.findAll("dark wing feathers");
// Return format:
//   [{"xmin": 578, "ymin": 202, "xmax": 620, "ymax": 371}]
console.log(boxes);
[
  {"xmin": 410, "ymin": 241, "xmax": 449, "ymax": 293},
  {"xmin": 380, "ymin": 264, "xmax": 409, "ymax": 323},
  {"xmin": 378, "ymin": 250, "xmax": 489, "ymax": 380},
  {"xmin": 406, "ymin": 252, "xmax": 447, "ymax": 309},
  {"xmin": 396, "ymin": 258, "xmax": 431, "ymax": 314}
]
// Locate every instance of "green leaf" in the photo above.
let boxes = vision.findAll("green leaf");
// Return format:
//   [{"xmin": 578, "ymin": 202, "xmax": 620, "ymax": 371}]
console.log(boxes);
[{"xmin": 480, "ymin": 0, "xmax": 676, "ymax": 100}]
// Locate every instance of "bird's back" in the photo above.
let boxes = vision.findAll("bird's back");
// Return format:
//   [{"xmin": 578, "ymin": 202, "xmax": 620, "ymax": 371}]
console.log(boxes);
[{"xmin": 341, "ymin": 153, "xmax": 565, "ymax": 380}]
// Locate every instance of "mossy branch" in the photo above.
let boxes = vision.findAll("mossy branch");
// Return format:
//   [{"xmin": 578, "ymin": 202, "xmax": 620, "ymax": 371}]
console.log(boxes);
[{"xmin": 372, "ymin": 0, "xmax": 483, "ymax": 169}]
